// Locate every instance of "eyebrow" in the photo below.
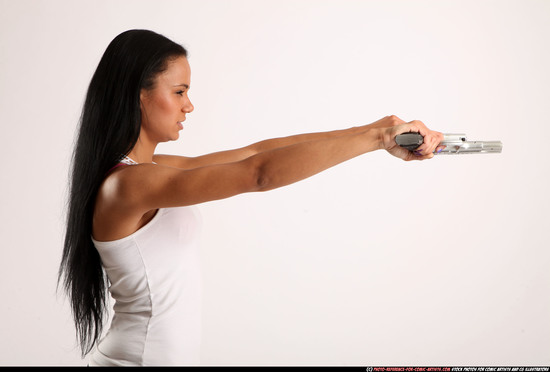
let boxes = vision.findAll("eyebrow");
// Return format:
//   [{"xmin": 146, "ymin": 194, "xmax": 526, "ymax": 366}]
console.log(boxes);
[{"xmin": 174, "ymin": 84, "xmax": 190, "ymax": 89}]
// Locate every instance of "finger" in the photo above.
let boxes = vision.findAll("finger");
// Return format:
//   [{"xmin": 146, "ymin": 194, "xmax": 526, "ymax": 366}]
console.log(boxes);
[
  {"xmin": 416, "ymin": 152, "xmax": 434, "ymax": 160},
  {"xmin": 424, "ymin": 134, "xmax": 439, "ymax": 153},
  {"xmin": 392, "ymin": 115, "xmax": 406, "ymax": 125},
  {"xmin": 417, "ymin": 131, "xmax": 442, "ymax": 154},
  {"xmin": 395, "ymin": 122, "xmax": 421, "ymax": 136},
  {"xmin": 409, "ymin": 152, "xmax": 431, "ymax": 161},
  {"xmin": 413, "ymin": 140, "xmax": 438, "ymax": 158},
  {"xmin": 407, "ymin": 120, "xmax": 428, "ymax": 134},
  {"xmin": 429, "ymin": 132, "xmax": 445, "ymax": 153}
]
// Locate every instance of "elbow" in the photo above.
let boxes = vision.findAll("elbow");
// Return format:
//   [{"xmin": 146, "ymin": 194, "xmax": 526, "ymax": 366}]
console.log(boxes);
[
  {"xmin": 248, "ymin": 157, "xmax": 271, "ymax": 192},
  {"xmin": 246, "ymin": 153, "xmax": 282, "ymax": 192},
  {"xmin": 255, "ymin": 165, "xmax": 271, "ymax": 192}
]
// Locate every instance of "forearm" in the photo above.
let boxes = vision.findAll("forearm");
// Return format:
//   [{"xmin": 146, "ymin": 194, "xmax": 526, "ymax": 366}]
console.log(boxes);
[
  {"xmin": 250, "ymin": 128, "xmax": 382, "ymax": 191},
  {"xmin": 247, "ymin": 114, "xmax": 405, "ymax": 154},
  {"xmin": 247, "ymin": 124, "xmax": 370, "ymax": 155}
]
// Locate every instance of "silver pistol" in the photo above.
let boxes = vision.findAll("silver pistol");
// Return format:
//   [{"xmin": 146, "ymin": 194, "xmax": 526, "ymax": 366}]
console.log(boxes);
[{"xmin": 395, "ymin": 132, "xmax": 503, "ymax": 155}]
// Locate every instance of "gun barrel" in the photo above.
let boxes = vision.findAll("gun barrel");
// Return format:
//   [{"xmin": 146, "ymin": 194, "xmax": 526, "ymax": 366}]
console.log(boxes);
[
  {"xmin": 443, "ymin": 134, "xmax": 467, "ymax": 142},
  {"xmin": 437, "ymin": 140, "xmax": 503, "ymax": 154}
]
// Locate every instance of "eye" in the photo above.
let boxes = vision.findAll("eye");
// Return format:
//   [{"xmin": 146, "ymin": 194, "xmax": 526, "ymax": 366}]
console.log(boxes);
[{"xmin": 176, "ymin": 90, "xmax": 185, "ymax": 96}]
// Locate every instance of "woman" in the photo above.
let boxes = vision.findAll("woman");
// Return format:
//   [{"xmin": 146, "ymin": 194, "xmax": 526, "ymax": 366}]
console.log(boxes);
[{"xmin": 58, "ymin": 29, "xmax": 444, "ymax": 366}]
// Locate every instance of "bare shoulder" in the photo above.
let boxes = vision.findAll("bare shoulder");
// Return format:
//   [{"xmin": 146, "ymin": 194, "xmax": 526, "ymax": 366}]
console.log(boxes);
[
  {"xmin": 92, "ymin": 164, "xmax": 160, "ymax": 241},
  {"xmin": 95, "ymin": 165, "xmax": 137, "ymax": 212},
  {"xmin": 93, "ymin": 158, "xmax": 260, "ymax": 241},
  {"xmin": 152, "ymin": 154, "xmax": 191, "ymax": 168}
]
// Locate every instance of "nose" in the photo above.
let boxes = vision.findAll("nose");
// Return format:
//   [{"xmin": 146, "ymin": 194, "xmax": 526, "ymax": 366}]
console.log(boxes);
[{"xmin": 182, "ymin": 96, "xmax": 194, "ymax": 114}]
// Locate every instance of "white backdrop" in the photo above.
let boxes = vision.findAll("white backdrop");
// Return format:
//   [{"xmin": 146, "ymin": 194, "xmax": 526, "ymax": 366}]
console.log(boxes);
[{"xmin": 0, "ymin": 0, "xmax": 549, "ymax": 366}]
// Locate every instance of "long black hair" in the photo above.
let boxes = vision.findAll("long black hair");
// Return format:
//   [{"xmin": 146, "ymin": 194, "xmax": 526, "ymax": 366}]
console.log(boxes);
[{"xmin": 58, "ymin": 29, "xmax": 188, "ymax": 358}]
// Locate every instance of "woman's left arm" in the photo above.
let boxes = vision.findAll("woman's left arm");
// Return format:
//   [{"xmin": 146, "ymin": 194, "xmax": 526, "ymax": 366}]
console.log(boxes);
[{"xmin": 154, "ymin": 115, "xmax": 408, "ymax": 169}]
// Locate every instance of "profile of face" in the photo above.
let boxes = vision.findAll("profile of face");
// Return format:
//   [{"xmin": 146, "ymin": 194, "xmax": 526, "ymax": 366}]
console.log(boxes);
[{"xmin": 139, "ymin": 56, "xmax": 194, "ymax": 143}]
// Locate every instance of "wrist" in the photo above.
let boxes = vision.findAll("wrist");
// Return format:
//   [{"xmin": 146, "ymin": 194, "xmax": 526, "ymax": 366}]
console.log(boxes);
[
  {"xmin": 361, "ymin": 128, "xmax": 385, "ymax": 152},
  {"xmin": 372, "ymin": 127, "xmax": 385, "ymax": 150}
]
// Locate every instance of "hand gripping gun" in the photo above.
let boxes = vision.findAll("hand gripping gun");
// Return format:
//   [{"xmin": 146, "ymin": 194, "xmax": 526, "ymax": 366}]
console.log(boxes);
[{"xmin": 395, "ymin": 132, "xmax": 503, "ymax": 155}]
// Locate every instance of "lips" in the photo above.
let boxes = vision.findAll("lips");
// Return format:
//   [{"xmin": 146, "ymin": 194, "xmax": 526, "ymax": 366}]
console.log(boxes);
[{"xmin": 177, "ymin": 121, "xmax": 184, "ymax": 130}]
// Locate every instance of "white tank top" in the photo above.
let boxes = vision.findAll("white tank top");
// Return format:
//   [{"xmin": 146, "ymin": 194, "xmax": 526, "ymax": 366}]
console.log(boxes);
[{"xmin": 89, "ymin": 206, "xmax": 203, "ymax": 366}]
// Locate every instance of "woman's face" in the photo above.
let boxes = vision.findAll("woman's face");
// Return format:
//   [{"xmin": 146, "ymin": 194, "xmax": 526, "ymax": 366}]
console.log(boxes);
[{"xmin": 140, "ymin": 56, "xmax": 194, "ymax": 143}]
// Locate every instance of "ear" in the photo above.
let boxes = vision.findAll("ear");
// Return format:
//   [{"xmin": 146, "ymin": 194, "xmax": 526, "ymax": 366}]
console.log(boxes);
[{"xmin": 139, "ymin": 89, "xmax": 148, "ymax": 112}]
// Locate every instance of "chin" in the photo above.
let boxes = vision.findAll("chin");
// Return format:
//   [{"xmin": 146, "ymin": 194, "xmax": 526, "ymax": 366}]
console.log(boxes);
[{"xmin": 160, "ymin": 133, "xmax": 179, "ymax": 142}]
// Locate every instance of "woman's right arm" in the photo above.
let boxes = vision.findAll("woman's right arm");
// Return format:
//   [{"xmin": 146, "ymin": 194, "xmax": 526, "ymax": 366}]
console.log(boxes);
[
  {"xmin": 153, "ymin": 115, "xmax": 412, "ymax": 169},
  {"xmin": 111, "ymin": 120, "xmax": 442, "ymax": 214}
]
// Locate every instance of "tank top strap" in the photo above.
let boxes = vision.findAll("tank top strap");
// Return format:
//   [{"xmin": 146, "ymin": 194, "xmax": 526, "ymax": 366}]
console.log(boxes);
[{"xmin": 106, "ymin": 162, "xmax": 127, "ymax": 175}]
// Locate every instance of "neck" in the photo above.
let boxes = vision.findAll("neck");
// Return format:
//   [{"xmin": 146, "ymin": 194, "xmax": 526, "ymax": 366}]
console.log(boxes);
[{"xmin": 127, "ymin": 137, "xmax": 157, "ymax": 164}]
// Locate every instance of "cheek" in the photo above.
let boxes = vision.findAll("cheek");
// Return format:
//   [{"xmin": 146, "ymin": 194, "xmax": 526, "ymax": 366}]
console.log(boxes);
[
  {"xmin": 160, "ymin": 95, "xmax": 182, "ymax": 117},
  {"xmin": 143, "ymin": 95, "xmax": 177, "ymax": 121},
  {"xmin": 154, "ymin": 95, "xmax": 173, "ymax": 114}
]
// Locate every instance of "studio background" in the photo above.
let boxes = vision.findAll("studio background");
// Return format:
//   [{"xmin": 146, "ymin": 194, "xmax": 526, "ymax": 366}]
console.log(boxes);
[{"xmin": 0, "ymin": 0, "xmax": 548, "ymax": 366}]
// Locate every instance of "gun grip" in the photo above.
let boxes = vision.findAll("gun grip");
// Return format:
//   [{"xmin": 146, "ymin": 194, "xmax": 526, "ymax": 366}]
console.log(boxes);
[{"xmin": 395, "ymin": 132, "xmax": 424, "ymax": 151}]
